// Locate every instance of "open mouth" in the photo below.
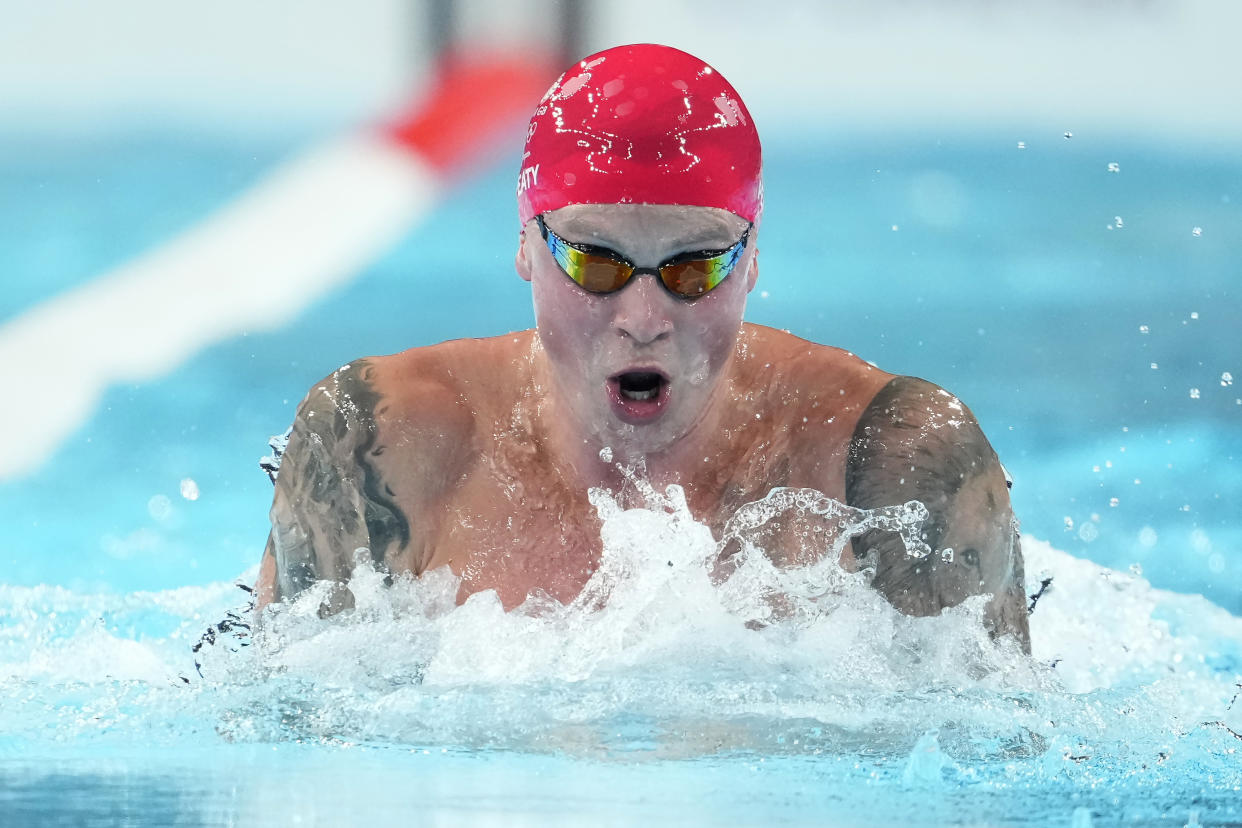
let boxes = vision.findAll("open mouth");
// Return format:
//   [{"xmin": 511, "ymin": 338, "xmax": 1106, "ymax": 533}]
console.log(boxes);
[
  {"xmin": 618, "ymin": 372, "xmax": 665, "ymax": 401},
  {"xmin": 607, "ymin": 370, "xmax": 670, "ymax": 423}
]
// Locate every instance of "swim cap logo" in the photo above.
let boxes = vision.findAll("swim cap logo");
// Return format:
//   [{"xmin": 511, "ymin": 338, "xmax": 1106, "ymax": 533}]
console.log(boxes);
[{"xmin": 516, "ymin": 163, "xmax": 540, "ymax": 195}]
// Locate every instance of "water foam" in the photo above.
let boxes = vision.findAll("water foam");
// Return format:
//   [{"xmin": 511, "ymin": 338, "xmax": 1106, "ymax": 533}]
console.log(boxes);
[{"xmin": 3, "ymin": 486, "xmax": 1240, "ymax": 792}]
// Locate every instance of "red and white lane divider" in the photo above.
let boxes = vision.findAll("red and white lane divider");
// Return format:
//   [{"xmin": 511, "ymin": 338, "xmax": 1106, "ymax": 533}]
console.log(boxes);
[{"xmin": 0, "ymin": 54, "xmax": 551, "ymax": 481}]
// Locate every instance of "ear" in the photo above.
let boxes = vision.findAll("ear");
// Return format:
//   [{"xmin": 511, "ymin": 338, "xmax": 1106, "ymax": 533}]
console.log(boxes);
[
  {"xmin": 745, "ymin": 246, "xmax": 759, "ymax": 293},
  {"xmin": 515, "ymin": 229, "xmax": 533, "ymax": 283}
]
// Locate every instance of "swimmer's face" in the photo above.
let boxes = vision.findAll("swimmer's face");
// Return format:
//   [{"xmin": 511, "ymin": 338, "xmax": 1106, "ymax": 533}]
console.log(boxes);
[{"xmin": 518, "ymin": 203, "xmax": 757, "ymax": 456}]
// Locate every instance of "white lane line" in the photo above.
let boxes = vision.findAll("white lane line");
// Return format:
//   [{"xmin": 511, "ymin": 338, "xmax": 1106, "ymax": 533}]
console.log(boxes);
[{"xmin": 0, "ymin": 133, "xmax": 438, "ymax": 480}]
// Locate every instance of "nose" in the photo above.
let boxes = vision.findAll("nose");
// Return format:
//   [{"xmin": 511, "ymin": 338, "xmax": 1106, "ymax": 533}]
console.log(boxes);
[{"xmin": 611, "ymin": 272, "xmax": 674, "ymax": 345}]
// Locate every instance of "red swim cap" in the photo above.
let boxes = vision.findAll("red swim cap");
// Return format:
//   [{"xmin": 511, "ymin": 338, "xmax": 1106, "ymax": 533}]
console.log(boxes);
[{"xmin": 516, "ymin": 44, "xmax": 762, "ymax": 226}]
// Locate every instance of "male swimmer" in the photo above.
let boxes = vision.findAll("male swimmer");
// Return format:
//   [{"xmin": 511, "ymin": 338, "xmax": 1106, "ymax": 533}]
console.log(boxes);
[{"xmin": 255, "ymin": 44, "xmax": 1030, "ymax": 651}]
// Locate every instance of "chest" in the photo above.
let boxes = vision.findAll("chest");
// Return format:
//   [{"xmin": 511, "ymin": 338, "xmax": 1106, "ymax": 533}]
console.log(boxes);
[{"xmin": 411, "ymin": 424, "xmax": 853, "ymax": 609}]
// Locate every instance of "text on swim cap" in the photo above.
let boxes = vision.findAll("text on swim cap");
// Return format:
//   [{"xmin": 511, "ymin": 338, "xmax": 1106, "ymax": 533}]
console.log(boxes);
[{"xmin": 517, "ymin": 164, "xmax": 540, "ymax": 195}]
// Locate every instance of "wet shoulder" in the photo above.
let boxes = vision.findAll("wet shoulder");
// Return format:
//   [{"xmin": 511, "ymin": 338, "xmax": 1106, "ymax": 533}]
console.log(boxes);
[
  {"xmin": 368, "ymin": 331, "xmax": 537, "ymax": 441},
  {"xmin": 738, "ymin": 323, "xmax": 894, "ymax": 426},
  {"xmin": 295, "ymin": 332, "xmax": 533, "ymax": 471}
]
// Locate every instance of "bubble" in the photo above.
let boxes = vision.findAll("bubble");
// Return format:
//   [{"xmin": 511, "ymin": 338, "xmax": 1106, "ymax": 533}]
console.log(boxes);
[
  {"xmin": 1192, "ymin": 227, "xmax": 1202, "ymax": 237},
  {"xmin": 940, "ymin": 548, "xmax": 954, "ymax": 563},
  {"xmin": 1109, "ymin": 497, "xmax": 1120, "ymax": 507},
  {"xmin": 180, "ymin": 478, "xmax": 200, "ymax": 501},
  {"xmin": 1064, "ymin": 516, "xmax": 1075, "ymax": 530},
  {"xmin": 1137, "ymin": 526, "xmax": 1158, "ymax": 548},
  {"xmin": 1063, "ymin": 131, "xmax": 1073, "ymax": 139},
  {"xmin": 1129, "ymin": 563, "xmax": 1143, "ymax": 577},
  {"xmin": 1208, "ymin": 554, "xmax": 1225, "ymax": 574},
  {"xmin": 1150, "ymin": 363, "xmax": 1159, "ymax": 370},
  {"xmin": 1139, "ymin": 325, "xmax": 1149, "ymax": 334},
  {"xmin": 1221, "ymin": 372, "xmax": 1233, "ymax": 387},
  {"xmin": 147, "ymin": 495, "xmax": 172, "ymax": 521},
  {"xmin": 1107, "ymin": 162, "xmax": 1120, "ymax": 173},
  {"xmin": 760, "ymin": 290, "xmax": 770, "ymax": 299},
  {"xmin": 1016, "ymin": 141, "xmax": 1026, "ymax": 150},
  {"xmin": 1191, "ymin": 529, "xmax": 1212, "ymax": 554},
  {"xmin": 1190, "ymin": 311, "xmax": 1199, "ymax": 320},
  {"xmin": 1189, "ymin": 388, "xmax": 1201, "ymax": 399},
  {"xmin": 891, "ymin": 224, "xmax": 900, "ymax": 231},
  {"xmin": 599, "ymin": 446, "xmax": 613, "ymax": 463},
  {"xmin": 1078, "ymin": 522, "xmax": 1099, "ymax": 542}
]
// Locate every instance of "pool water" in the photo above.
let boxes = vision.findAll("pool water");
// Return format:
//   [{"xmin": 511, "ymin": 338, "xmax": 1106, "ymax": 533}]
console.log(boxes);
[{"xmin": 1, "ymin": 126, "xmax": 1239, "ymax": 825}]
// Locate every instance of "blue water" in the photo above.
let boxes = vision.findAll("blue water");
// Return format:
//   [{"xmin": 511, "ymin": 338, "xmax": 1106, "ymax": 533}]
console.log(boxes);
[{"xmin": 2, "ymin": 125, "xmax": 1240, "ymax": 825}]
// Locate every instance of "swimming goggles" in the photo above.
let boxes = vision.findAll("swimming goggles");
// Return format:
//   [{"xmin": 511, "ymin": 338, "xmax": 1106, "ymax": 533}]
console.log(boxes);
[{"xmin": 535, "ymin": 214, "xmax": 751, "ymax": 299}]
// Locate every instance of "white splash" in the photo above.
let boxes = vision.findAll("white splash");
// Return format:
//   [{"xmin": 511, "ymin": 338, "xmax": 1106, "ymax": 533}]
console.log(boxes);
[{"xmin": 3, "ymin": 486, "xmax": 1241, "ymax": 790}]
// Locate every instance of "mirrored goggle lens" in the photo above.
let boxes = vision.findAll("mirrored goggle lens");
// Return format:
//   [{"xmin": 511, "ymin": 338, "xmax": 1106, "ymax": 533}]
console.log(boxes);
[
  {"xmin": 541, "ymin": 216, "xmax": 746, "ymax": 298},
  {"xmin": 659, "ymin": 254, "xmax": 733, "ymax": 297},
  {"xmin": 557, "ymin": 245, "xmax": 634, "ymax": 293},
  {"xmin": 563, "ymin": 248, "xmax": 739, "ymax": 297}
]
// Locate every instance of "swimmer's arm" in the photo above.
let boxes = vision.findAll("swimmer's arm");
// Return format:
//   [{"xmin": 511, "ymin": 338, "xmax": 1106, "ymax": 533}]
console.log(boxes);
[
  {"xmin": 844, "ymin": 376, "xmax": 1031, "ymax": 652},
  {"xmin": 255, "ymin": 360, "xmax": 412, "ymax": 614}
]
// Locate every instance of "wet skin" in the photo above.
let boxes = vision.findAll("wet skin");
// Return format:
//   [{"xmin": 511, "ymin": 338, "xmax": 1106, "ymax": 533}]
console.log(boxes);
[{"xmin": 257, "ymin": 205, "xmax": 1030, "ymax": 651}]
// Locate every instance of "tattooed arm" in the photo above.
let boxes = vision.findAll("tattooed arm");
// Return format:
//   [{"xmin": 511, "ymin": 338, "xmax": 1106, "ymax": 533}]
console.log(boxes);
[
  {"xmin": 255, "ymin": 359, "xmax": 413, "ymax": 614},
  {"xmin": 845, "ymin": 376, "xmax": 1030, "ymax": 652}
]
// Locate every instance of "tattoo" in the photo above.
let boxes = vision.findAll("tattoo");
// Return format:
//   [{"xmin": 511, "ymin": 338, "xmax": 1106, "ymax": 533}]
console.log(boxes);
[
  {"xmin": 845, "ymin": 376, "xmax": 1030, "ymax": 650},
  {"xmin": 265, "ymin": 359, "xmax": 412, "ymax": 606},
  {"xmin": 347, "ymin": 375, "xmax": 411, "ymax": 561}
]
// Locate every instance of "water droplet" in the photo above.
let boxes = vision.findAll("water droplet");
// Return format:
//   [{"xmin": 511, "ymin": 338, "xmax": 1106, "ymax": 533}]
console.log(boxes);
[
  {"xmin": 1138, "ymin": 324, "xmax": 1149, "ymax": 334},
  {"xmin": 1192, "ymin": 226, "xmax": 1203, "ymax": 237},
  {"xmin": 1221, "ymin": 371, "xmax": 1233, "ymax": 386},
  {"xmin": 1190, "ymin": 311, "xmax": 1199, "ymax": 320},
  {"xmin": 1133, "ymin": 478, "xmax": 1141, "ymax": 485},
  {"xmin": 1150, "ymin": 363, "xmax": 1159, "ymax": 370},
  {"xmin": 1189, "ymin": 388, "xmax": 1201, "ymax": 399},
  {"xmin": 759, "ymin": 290, "xmax": 770, "ymax": 299},
  {"xmin": 1107, "ymin": 162, "xmax": 1120, "ymax": 173},
  {"xmin": 1078, "ymin": 522, "xmax": 1099, "ymax": 542},
  {"xmin": 1109, "ymin": 497, "xmax": 1120, "ymax": 507},
  {"xmin": 891, "ymin": 224, "xmax": 900, "ymax": 231},
  {"xmin": 1208, "ymin": 553, "xmax": 1226, "ymax": 574},
  {"xmin": 1016, "ymin": 140, "xmax": 1026, "ymax": 150},
  {"xmin": 1138, "ymin": 526, "xmax": 1158, "ymax": 548},
  {"xmin": 179, "ymin": 478, "xmax": 199, "ymax": 501}
]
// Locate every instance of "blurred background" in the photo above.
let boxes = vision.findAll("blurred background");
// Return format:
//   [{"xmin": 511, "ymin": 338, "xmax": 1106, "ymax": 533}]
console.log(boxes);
[{"xmin": 2, "ymin": 0, "xmax": 1238, "ymax": 611}]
